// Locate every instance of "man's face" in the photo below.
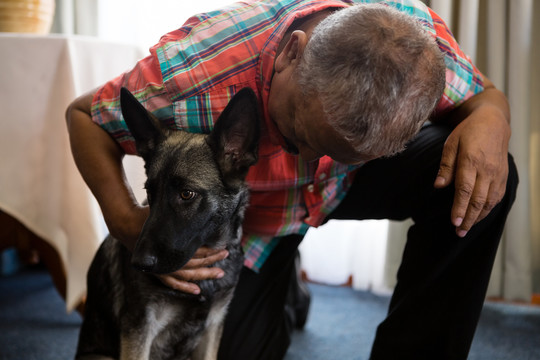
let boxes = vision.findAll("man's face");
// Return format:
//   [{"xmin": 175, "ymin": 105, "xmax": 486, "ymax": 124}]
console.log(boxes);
[{"xmin": 268, "ymin": 73, "xmax": 380, "ymax": 165}]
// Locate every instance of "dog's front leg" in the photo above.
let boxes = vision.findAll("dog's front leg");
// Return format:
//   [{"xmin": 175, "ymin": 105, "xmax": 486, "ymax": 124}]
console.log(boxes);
[
  {"xmin": 119, "ymin": 311, "xmax": 154, "ymax": 360},
  {"xmin": 191, "ymin": 321, "xmax": 224, "ymax": 360},
  {"xmin": 120, "ymin": 304, "xmax": 178, "ymax": 360},
  {"xmin": 191, "ymin": 293, "xmax": 234, "ymax": 360},
  {"xmin": 120, "ymin": 331, "xmax": 153, "ymax": 360}
]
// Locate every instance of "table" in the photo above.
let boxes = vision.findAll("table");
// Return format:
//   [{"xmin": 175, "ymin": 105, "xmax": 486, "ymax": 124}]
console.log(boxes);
[{"xmin": 0, "ymin": 33, "xmax": 146, "ymax": 311}]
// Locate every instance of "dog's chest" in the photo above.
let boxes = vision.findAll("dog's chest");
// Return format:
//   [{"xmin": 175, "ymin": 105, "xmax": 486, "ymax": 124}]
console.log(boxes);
[
  {"xmin": 142, "ymin": 293, "xmax": 228, "ymax": 356},
  {"xmin": 145, "ymin": 302, "xmax": 182, "ymax": 352},
  {"xmin": 205, "ymin": 292, "xmax": 233, "ymax": 328},
  {"xmin": 147, "ymin": 301, "xmax": 181, "ymax": 332}
]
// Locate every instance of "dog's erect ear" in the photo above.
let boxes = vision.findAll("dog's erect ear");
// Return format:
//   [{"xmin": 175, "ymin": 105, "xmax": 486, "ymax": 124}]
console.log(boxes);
[
  {"xmin": 120, "ymin": 87, "xmax": 165, "ymax": 159},
  {"xmin": 208, "ymin": 88, "xmax": 260, "ymax": 181}
]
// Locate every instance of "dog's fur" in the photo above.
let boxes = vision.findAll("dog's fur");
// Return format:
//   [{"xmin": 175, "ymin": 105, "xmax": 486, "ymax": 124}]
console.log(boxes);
[{"xmin": 76, "ymin": 88, "xmax": 260, "ymax": 360}]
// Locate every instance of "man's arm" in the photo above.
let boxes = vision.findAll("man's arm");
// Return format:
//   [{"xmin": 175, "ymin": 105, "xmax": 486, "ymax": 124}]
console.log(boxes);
[
  {"xmin": 65, "ymin": 92, "xmax": 227, "ymax": 294},
  {"xmin": 432, "ymin": 74, "xmax": 511, "ymax": 237},
  {"xmin": 66, "ymin": 90, "xmax": 148, "ymax": 249}
]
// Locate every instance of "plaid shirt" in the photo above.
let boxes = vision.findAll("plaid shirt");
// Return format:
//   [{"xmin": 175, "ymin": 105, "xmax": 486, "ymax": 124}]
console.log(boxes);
[{"xmin": 92, "ymin": 0, "xmax": 484, "ymax": 271}]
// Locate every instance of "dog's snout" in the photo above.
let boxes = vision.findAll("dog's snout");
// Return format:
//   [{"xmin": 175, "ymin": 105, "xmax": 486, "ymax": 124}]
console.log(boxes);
[{"xmin": 132, "ymin": 254, "xmax": 158, "ymax": 273}]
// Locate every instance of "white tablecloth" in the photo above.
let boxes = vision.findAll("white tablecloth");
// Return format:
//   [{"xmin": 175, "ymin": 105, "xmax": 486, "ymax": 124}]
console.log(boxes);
[{"xmin": 0, "ymin": 33, "xmax": 146, "ymax": 311}]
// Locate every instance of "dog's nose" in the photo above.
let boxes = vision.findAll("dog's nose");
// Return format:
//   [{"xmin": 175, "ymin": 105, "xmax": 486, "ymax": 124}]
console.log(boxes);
[{"xmin": 132, "ymin": 254, "xmax": 157, "ymax": 273}]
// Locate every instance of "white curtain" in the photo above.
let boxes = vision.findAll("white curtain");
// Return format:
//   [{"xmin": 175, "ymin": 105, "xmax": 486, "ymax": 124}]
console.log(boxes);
[
  {"xmin": 51, "ymin": 0, "xmax": 235, "ymax": 50},
  {"xmin": 50, "ymin": 0, "xmax": 98, "ymax": 36},
  {"xmin": 51, "ymin": 0, "xmax": 540, "ymax": 302}
]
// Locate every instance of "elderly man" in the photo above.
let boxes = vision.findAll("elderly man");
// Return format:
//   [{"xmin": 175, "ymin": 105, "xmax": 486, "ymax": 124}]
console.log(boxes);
[{"xmin": 66, "ymin": 1, "xmax": 517, "ymax": 359}]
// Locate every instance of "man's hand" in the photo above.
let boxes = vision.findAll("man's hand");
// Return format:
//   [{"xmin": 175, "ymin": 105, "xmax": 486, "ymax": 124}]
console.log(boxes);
[
  {"xmin": 155, "ymin": 247, "xmax": 230, "ymax": 294},
  {"xmin": 433, "ymin": 77, "xmax": 511, "ymax": 238}
]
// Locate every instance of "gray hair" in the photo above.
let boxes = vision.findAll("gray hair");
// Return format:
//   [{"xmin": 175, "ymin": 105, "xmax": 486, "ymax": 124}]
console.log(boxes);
[{"xmin": 296, "ymin": 3, "xmax": 446, "ymax": 157}]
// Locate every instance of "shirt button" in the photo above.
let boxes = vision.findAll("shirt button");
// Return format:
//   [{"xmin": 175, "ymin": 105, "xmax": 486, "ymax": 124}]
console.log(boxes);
[
  {"xmin": 307, "ymin": 184, "xmax": 315, "ymax": 192},
  {"xmin": 319, "ymin": 173, "xmax": 327, "ymax": 180}
]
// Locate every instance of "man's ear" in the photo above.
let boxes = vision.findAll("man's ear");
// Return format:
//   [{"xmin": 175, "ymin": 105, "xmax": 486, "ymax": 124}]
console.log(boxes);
[
  {"xmin": 120, "ymin": 87, "xmax": 165, "ymax": 159},
  {"xmin": 208, "ymin": 88, "xmax": 260, "ymax": 182},
  {"xmin": 274, "ymin": 30, "xmax": 308, "ymax": 73}
]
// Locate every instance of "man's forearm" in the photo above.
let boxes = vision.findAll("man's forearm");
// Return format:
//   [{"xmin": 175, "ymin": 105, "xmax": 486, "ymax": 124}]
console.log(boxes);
[
  {"xmin": 66, "ymin": 92, "xmax": 145, "ymax": 250},
  {"xmin": 436, "ymin": 74, "xmax": 511, "ymax": 128}
]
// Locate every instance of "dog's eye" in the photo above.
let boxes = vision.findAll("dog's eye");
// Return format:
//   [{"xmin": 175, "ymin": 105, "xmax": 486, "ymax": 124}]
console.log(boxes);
[{"xmin": 179, "ymin": 190, "xmax": 196, "ymax": 201}]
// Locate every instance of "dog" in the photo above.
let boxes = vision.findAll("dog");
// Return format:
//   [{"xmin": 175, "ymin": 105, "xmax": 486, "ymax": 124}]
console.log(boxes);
[{"xmin": 76, "ymin": 87, "xmax": 260, "ymax": 360}]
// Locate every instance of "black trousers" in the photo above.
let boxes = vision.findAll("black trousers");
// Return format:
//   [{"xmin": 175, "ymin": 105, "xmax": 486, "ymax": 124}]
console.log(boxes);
[{"xmin": 218, "ymin": 124, "xmax": 519, "ymax": 360}]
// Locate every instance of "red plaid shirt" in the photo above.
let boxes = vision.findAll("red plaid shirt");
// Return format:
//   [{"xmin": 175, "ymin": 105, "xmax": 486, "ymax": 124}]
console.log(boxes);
[{"xmin": 92, "ymin": 0, "xmax": 484, "ymax": 271}]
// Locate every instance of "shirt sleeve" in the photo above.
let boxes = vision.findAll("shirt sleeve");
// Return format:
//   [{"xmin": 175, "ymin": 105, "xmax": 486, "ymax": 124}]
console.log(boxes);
[
  {"xmin": 91, "ymin": 53, "xmax": 174, "ymax": 155},
  {"xmin": 427, "ymin": 7, "xmax": 484, "ymax": 114}
]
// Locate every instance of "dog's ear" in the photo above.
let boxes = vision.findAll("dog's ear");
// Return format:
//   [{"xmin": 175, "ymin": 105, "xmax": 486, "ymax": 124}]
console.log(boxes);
[
  {"xmin": 120, "ymin": 87, "xmax": 165, "ymax": 159},
  {"xmin": 208, "ymin": 88, "xmax": 260, "ymax": 181}
]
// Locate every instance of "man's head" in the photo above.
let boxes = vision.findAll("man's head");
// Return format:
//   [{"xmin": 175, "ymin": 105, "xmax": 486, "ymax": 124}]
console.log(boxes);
[{"xmin": 268, "ymin": 4, "xmax": 446, "ymax": 164}]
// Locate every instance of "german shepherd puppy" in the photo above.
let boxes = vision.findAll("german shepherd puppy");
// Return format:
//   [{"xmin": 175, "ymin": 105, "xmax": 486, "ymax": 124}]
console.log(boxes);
[{"xmin": 76, "ymin": 87, "xmax": 260, "ymax": 360}]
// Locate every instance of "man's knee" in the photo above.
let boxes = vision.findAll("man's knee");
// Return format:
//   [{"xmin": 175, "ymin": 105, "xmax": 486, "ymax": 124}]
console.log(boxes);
[{"xmin": 503, "ymin": 153, "xmax": 519, "ymax": 206}]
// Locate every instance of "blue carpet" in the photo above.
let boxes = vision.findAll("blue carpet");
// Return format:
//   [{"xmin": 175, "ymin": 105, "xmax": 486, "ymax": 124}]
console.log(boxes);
[
  {"xmin": 286, "ymin": 283, "xmax": 540, "ymax": 360},
  {"xmin": 0, "ymin": 266, "xmax": 81, "ymax": 360},
  {"xmin": 1, "ymin": 266, "xmax": 539, "ymax": 360}
]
